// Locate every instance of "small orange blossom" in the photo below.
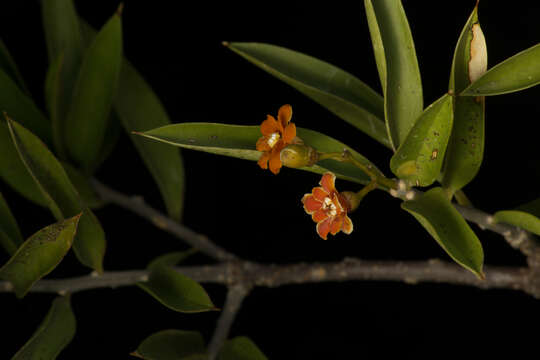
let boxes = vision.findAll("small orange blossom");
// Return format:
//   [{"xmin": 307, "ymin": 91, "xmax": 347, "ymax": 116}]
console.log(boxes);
[
  {"xmin": 256, "ymin": 104, "xmax": 296, "ymax": 174},
  {"xmin": 301, "ymin": 172, "xmax": 353, "ymax": 240}
]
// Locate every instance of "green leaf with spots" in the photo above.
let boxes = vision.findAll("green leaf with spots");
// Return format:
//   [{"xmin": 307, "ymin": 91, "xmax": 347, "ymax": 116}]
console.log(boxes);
[
  {"xmin": 7, "ymin": 117, "xmax": 105, "ymax": 273},
  {"xmin": 364, "ymin": 0, "xmax": 423, "ymax": 150},
  {"xmin": 218, "ymin": 337, "xmax": 268, "ymax": 360},
  {"xmin": 390, "ymin": 94, "xmax": 453, "ymax": 187},
  {"xmin": 225, "ymin": 42, "xmax": 390, "ymax": 148},
  {"xmin": 138, "ymin": 266, "xmax": 217, "ymax": 313},
  {"xmin": 64, "ymin": 8, "xmax": 122, "ymax": 172},
  {"xmin": 135, "ymin": 123, "xmax": 386, "ymax": 188},
  {"xmin": 402, "ymin": 187, "xmax": 484, "ymax": 278},
  {"xmin": 462, "ymin": 43, "xmax": 540, "ymax": 96},
  {"xmin": 11, "ymin": 296, "xmax": 76, "ymax": 359},
  {"xmin": 0, "ymin": 215, "xmax": 80, "ymax": 298},
  {"xmin": 131, "ymin": 329, "xmax": 206, "ymax": 360},
  {"xmin": 0, "ymin": 192, "xmax": 23, "ymax": 255},
  {"xmin": 0, "ymin": 37, "xmax": 28, "ymax": 94},
  {"xmin": 442, "ymin": 3, "xmax": 486, "ymax": 196}
]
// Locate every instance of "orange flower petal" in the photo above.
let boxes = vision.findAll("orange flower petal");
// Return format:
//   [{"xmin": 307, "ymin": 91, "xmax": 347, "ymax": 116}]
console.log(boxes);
[
  {"xmin": 332, "ymin": 193, "xmax": 345, "ymax": 214},
  {"xmin": 260, "ymin": 115, "xmax": 279, "ymax": 136},
  {"xmin": 282, "ymin": 123, "xmax": 296, "ymax": 144},
  {"xmin": 320, "ymin": 172, "xmax": 336, "ymax": 194},
  {"xmin": 341, "ymin": 215, "xmax": 353, "ymax": 234},
  {"xmin": 312, "ymin": 187, "xmax": 328, "ymax": 201},
  {"xmin": 278, "ymin": 104, "xmax": 292, "ymax": 129},
  {"xmin": 268, "ymin": 146, "xmax": 282, "ymax": 174},
  {"xmin": 330, "ymin": 215, "xmax": 344, "ymax": 235},
  {"xmin": 316, "ymin": 217, "xmax": 332, "ymax": 240},
  {"xmin": 257, "ymin": 151, "xmax": 270, "ymax": 170},
  {"xmin": 302, "ymin": 194, "xmax": 323, "ymax": 213},
  {"xmin": 312, "ymin": 209, "xmax": 328, "ymax": 223},
  {"xmin": 256, "ymin": 136, "xmax": 271, "ymax": 152}
]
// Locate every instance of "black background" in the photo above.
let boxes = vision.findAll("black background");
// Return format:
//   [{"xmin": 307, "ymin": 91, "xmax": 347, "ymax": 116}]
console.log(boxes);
[{"xmin": 1, "ymin": 0, "xmax": 539, "ymax": 358}]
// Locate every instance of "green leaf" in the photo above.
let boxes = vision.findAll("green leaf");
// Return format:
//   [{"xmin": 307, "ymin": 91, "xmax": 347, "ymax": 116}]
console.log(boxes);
[
  {"xmin": 0, "ymin": 192, "xmax": 23, "ymax": 255},
  {"xmin": 135, "ymin": 123, "xmax": 386, "ymax": 188},
  {"xmin": 0, "ymin": 69, "xmax": 51, "ymax": 144},
  {"xmin": 137, "ymin": 266, "xmax": 217, "ymax": 313},
  {"xmin": 115, "ymin": 60, "xmax": 186, "ymax": 220},
  {"xmin": 79, "ymin": 18, "xmax": 185, "ymax": 220},
  {"xmin": 0, "ymin": 37, "xmax": 29, "ymax": 94},
  {"xmin": 494, "ymin": 211, "xmax": 540, "ymax": 236},
  {"xmin": 364, "ymin": 0, "xmax": 423, "ymax": 150},
  {"xmin": 462, "ymin": 43, "xmax": 540, "ymax": 96},
  {"xmin": 442, "ymin": 4, "xmax": 486, "ymax": 196},
  {"xmin": 516, "ymin": 198, "xmax": 540, "ymax": 218},
  {"xmin": 148, "ymin": 249, "xmax": 198, "ymax": 271},
  {"xmin": 218, "ymin": 337, "xmax": 268, "ymax": 360},
  {"xmin": 390, "ymin": 94, "xmax": 453, "ymax": 187},
  {"xmin": 225, "ymin": 42, "xmax": 390, "ymax": 148},
  {"xmin": 131, "ymin": 329, "xmax": 206, "ymax": 360},
  {"xmin": 402, "ymin": 187, "xmax": 484, "ymax": 278},
  {"xmin": 11, "ymin": 296, "xmax": 76, "ymax": 359},
  {"xmin": 41, "ymin": 0, "xmax": 84, "ymax": 145},
  {"xmin": 0, "ymin": 215, "xmax": 80, "ymax": 298},
  {"xmin": 0, "ymin": 121, "xmax": 47, "ymax": 206},
  {"xmin": 7, "ymin": 118, "xmax": 105, "ymax": 273},
  {"xmin": 62, "ymin": 162, "xmax": 104, "ymax": 209},
  {"xmin": 64, "ymin": 8, "xmax": 122, "ymax": 172},
  {"xmin": 44, "ymin": 53, "xmax": 67, "ymax": 157}
]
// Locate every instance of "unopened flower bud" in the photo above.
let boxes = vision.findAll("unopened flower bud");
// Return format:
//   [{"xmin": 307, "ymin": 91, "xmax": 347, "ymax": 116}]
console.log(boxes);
[
  {"xmin": 280, "ymin": 144, "xmax": 318, "ymax": 168},
  {"xmin": 340, "ymin": 191, "xmax": 361, "ymax": 212}
]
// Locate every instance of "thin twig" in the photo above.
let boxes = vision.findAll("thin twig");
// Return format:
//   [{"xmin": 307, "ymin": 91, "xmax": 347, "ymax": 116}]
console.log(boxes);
[
  {"xmin": 91, "ymin": 179, "xmax": 238, "ymax": 262},
  {"xmin": 0, "ymin": 259, "xmax": 534, "ymax": 297},
  {"xmin": 207, "ymin": 284, "xmax": 252, "ymax": 359}
]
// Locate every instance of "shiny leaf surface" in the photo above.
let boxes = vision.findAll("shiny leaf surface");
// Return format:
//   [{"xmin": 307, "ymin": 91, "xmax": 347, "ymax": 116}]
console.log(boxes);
[
  {"xmin": 390, "ymin": 94, "xmax": 453, "ymax": 187},
  {"xmin": 218, "ymin": 337, "xmax": 268, "ymax": 360},
  {"xmin": 402, "ymin": 187, "xmax": 484, "ymax": 278},
  {"xmin": 364, "ymin": 0, "xmax": 423, "ymax": 150},
  {"xmin": 0, "ymin": 215, "xmax": 79, "ymax": 297},
  {"xmin": 494, "ymin": 211, "xmax": 540, "ymax": 236},
  {"xmin": 225, "ymin": 42, "xmax": 390, "ymax": 148}
]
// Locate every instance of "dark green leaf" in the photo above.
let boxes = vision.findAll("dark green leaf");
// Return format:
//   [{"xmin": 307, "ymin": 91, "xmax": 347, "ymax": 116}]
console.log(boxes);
[
  {"xmin": 390, "ymin": 94, "xmax": 453, "ymax": 187},
  {"xmin": 138, "ymin": 266, "xmax": 217, "ymax": 313},
  {"xmin": 402, "ymin": 187, "xmax": 484, "ymax": 278},
  {"xmin": 494, "ymin": 211, "xmax": 540, "ymax": 236},
  {"xmin": 0, "ymin": 120, "xmax": 47, "ymax": 206},
  {"xmin": 462, "ymin": 43, "xmax": 540, "ymax": 96},
  {"xmin": 225, "ymin": 42, "xmax": 390, "ymax": 148},
  {"xmin": 41, "ymin": 0, "xmax": 84, "ymax": 140},
  {"xmin": 148, "ymin": 249, "xmax": 198, "ymax": 271},
  {"xmin": 131, "ymin": 329, "xmax": 206, "ymax": 360},
  {"xmin": 64, "ymin": 9, "xmax": 122, "ymax": 172},
  {"xmin": 516, "ymin": 198, "xmax": 540, "ymax": 218},
  {"xmin": 0, "ymin": 192, "xmax": 23, "ymax": 255},
  {"xmin": 11, "ymin": 296, "xmax": 76, "ymax": 359},
  {"xmin": 0, "ymin": 37, "xmax": 29, "ymax": 94},
  {"xmin": 0, "ymin": 215, "xmax": 79, "ymax": 298},
  {"xmin": 218, "ymin": 337, "xmax": 268, "ymax": 360},
  {"xmin": 442, "ymin": 4, "xmax": 486, "ymax": 196},
  {"xmin": 0, "ymin": 69, "xmax": 51, "ymax": 144},
  {"xmin": 62, "ymin": 162, "xmax": 104, "ymax": 209},
  {"xmin": 79, "ymin": 18, "xmax": 185, "ymax": 220},
  {"xmin": 364, "ymin": 0, "xmax": 423, "ymax": 150},
  {"xmin": 7, "ymin": 118, "xmax": 105, "ymax": 273},
  {"xmin": 136, "ymin": 123, "xmax": 386, "ymax": 188},
  {"xmin": 44, "ymin": 53, "xmax": 67, "ymax": 157}
]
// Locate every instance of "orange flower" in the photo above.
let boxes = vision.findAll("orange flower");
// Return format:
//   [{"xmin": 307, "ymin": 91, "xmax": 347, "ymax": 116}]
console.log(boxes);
[
  {"xmin": 256, "ymin": 104, "xmax": 296, "ymax": 174},
  {"xmin": 301, "ymin": 172, "xmax": 353, "ymax": 240}
]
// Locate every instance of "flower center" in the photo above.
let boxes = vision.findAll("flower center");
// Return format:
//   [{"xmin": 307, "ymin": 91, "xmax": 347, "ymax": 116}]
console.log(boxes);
[
  {"xmin": 267, "ymin": 132, "xmax": 281, "ymax": 148},
  {"xmin": 322, "ymin": 197, "xmax": 337, "ymax": 217}
]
